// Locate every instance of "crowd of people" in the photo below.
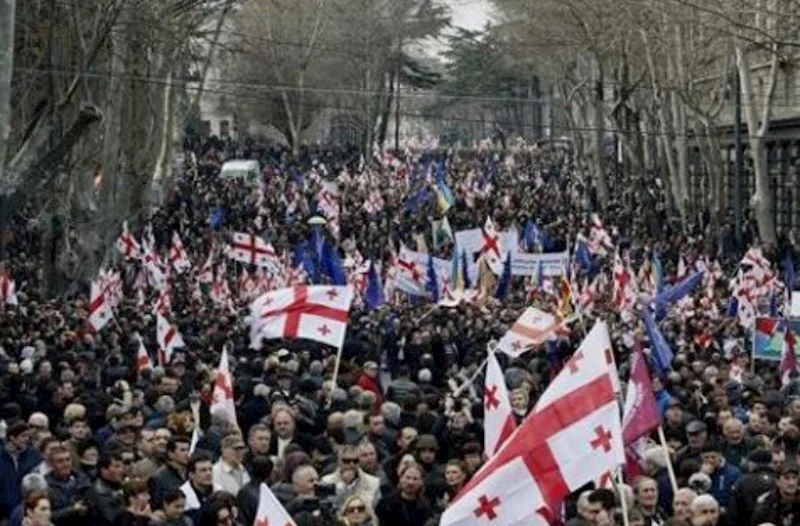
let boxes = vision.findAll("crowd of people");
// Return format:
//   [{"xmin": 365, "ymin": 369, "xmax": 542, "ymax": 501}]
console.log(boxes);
[{"xmin": 0, "ymin": 135, "xmax": 797, "ymax": 526}]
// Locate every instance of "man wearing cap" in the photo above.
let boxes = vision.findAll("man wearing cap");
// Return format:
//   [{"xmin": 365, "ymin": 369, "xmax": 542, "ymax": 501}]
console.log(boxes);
[
  {"xmin": 677, "ymin": 421, "xmax": 708, "ymax": 468},
  {"xmin": 699, "ymin": 439, "xmax": 740, "ymax": 510},
  {"xmin": 320, "ymin": 444, "xmax": 380, "ymax": 508},
  {"xmin": 751, "ymin": 463, "xmax": 800, "ymax": 525},
  {"xmin": 415, "ymin": 434, "xmax": 446, "ymax": 501},
  {"xmin": 725, "ymin": 449, "xmax": 776, "ymax": 526},
  {"xmin": 212, "ymin": 434, "xmax": 251, "ymax": 495},
  {"xmin": 0, "ymin": 421, "xmax": 41, "ymax": 518}
]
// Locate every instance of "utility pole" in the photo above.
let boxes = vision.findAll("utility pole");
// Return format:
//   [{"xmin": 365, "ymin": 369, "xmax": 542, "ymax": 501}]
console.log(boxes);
[{"xmin": 733, "ymin": 63, "xmax": 744, "ymax": 250}]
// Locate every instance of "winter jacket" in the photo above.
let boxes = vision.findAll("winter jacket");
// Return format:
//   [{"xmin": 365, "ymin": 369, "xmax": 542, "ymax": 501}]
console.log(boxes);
[
  {"xmin": 148, "ymin": 463, "xmax": 185, "ymax": 509},
  {"xmin": 709, "ymin": 461, "xmax": 741, "ymax": 508},
  {"xmin": 87, "ymin": 477, "xmax": 125, "ymax": 526},
  {"xmin": 725, "ymin": 466, "xmax": 776, "ymax": 526},
  {"xmin": 751, "ymin": 488, "xmax": 800, "ymax": 526},
  {"xmin": 0, "ymin": 445, "xmax": 41, "ymax": 517},
  {"xmin": 46, "ymin": 471, "xmax": 92, "ymax": 526},
  {"xmin": 356, "ymin": 373, "xmax": 383, "ymax": 408},
  {"xmin": 375, "ymin": 491, "xmax": 433, "ymax": 526}
]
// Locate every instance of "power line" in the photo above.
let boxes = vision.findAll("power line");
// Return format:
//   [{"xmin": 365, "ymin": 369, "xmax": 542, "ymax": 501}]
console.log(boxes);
[{"xmin": 15, "ymin": 65, "xmax": 800, "ymax": 109}]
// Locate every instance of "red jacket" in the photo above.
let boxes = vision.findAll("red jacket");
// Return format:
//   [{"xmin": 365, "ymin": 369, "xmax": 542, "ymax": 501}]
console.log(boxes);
[{"xmin": 356, "ymin": 372, "xmax": 383, "ymax": 408}]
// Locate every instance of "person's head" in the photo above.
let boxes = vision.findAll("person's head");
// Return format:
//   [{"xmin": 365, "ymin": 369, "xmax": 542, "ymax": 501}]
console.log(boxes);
[
  {"xmin": 686, "ymin": 421, "xmax": 708, "ymax": 449},
  {"xmin": 665, "ymin": 401, "xmax": 682, "ymax": 425},
  {"xmin": 363, "ymin": 361, "xmax": 379, "ymax": 379},
  {"xmin": 673, "ymin": 488, "xmax": 697, "ymax": 523},
  {"xmin": 24, "ymin": 492, "xmax": 51, "ymax": 526},
  {"xmin": 444, "ymin": 459, "xmax": 467, "ymax": 488},
  {"xmin": 248, "ymin": 423, "xmax": 271, "ymax": 455},
  {"xmin": 248, "ymin": 455, "xmax": 273, "ymax": 483},
  {"xmin": 153, "ymin": 427, "xmax": 171, "ymax": 454},
  {"xmin": 220, "ymin": 434, "xmax": 247, "ymax": 466},
  {"xmin": 576, "ymin": 491, "xmax": 593, "ymax": 519},
  {"xmin": 7, "ymin": 421, "xmax": 31, "ymax": 452},
  {"xmin": 398, "ymin": 463, "xmax": 424, "ymax": 498},
  {"xmin": 291, "ymin": 465, "xmax": 319, "ymax": 497},
  {"xmin": 634, "ymin": 476, "xmax": 658, "ymax": 510},
  {"xmin": 381, "ymin": 402, "xmax": 401, "ymax": 427},
  {"xmin": 273, "ymin": 408, "xmax": 295, "ymax": 439},
  {"xmin": 187, "ymin": 451, "xmax": 213, "ymax": 490},
  {"xmin": 20, "ymin": 473, "xmax": 48, "ymax": 502},
  {"xmin": 642, "ymin": 447, "xmax": 667, "ymax": 477},
  {"xmin": 778, "ymin": 464, "xmax": 800, "ymax": 498},
  {"xmin": 49, "ymin": 444, "xmax": 73, "ymax": 478},
  {"xmin": 162, "ymin": 488, "xmax": 186, "ymax": 520},
  {"xmin": 340, "ymin": 495, "xmax": 373, "ymax": 526},
  {"xmin": 771, "ymin": 448, "xmax": 786, "ymax": 473},
  {"xmin": 415, "ymin": 434, "xmax": 439, "ymax": 465},
  {"xmin": 510, "ymin": 388, "xmax": 529, "ymax": 414},
  {"xmin": 158, "ymin": 375, "xmax": 179, "ymax": 395},
  {"xmin": 99, "ymin": 453, "xmax": 125, "ymax": 485},
  {"xmin": 586, "ymin": 488, "xmax": 616, "ymax": 525},
  {"xmin": 722, "ymin": 418, "xmax": 743, "ymax": 444},
  {"xmin": 28, "ymin": 413, "xmax": 49, "ymax": 435},
  {"xmin": 398, "ymin": 426, "xmax": 418, "ymax": 451},
  {"xmin": 357, "ymin": 441, "xmax": 378, "ymax": 472},
  {"xmin": 338, "ymin": 444, "xmax": 360, "ymax": 472},
  {"xmin": 690, "ymin": 494, "xmax": 719, "ymax": 526},
  {"xmin": 205, "ymin": 496, "xmax": 236, "ymax": 526},
  {"xmin": 700, "ymin": 442, "xmax": 724, "ymax": 471},
  {"xmin": 367, "ymin": 413, "xmax": 385, "ymax": 435},
  {"xmin": 461, "ymin": 441, "xmax": 483, "ymax": 473},
  {"xmin": 122, "ymin": 478, "xmax": 150, "ymax": 511},
  {"xmin": 68, "ymin": 418, "xmax": 90, "ymax": 441},
  {"xmin": 167, "ymin": 436, "xmax": 191, "ymax": 467}
]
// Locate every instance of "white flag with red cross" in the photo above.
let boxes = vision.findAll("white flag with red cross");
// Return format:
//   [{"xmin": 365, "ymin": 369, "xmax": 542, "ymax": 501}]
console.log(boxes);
[
  {"xmin": 136, "ymin": 334, "xmax": 153, "ymax": 374},
  {"xmin": 227, "ymin": 232, "xmax": 280, "ymax": 271},
  {"xmin": 211, "ymin": 348, "xmax": 238, "ymax": 427},
  {"xmin": 484, "ymin": 351, "xmax": 517, "ymax": 456},
  {"xmin": 254, "ymin": 483, "xmax": 296, "ymax": 526},
  {"xmin": 153, "ymin": 285, "xmax": 171, "ymax": 316},
  {"xmin": 363, "ymin": 189, "xmax": 384, "ymax": 215},
  {"xmin": 156, "ymin": 313, "xmax": 184, "ymax": 365},
  {"xmin": 496, "ymin": 307, "xmax": 568, "ymax": 358},
  {"xmin": 249, "ymin": 285, "xmax": 354, "ymax": 350},
  {"xmin": 394, "ymin": 245, "xmax": 427, "ymax": 296},
  {"xmin": 87, "ymin": 278, "xmax": 113, "ymax": 332},
  {"xmin": 169, "ymin": 231, "xmax": 192, "ymax": 273},
  {"xmin": 115, "ymin": 221, "xmax": 141, "ymax": 259},
  {"xmin": 474, "ymin": 216, "xmax": 504, "ymax": 275},
  {"xmin": 1, "ymin": 270, "xmax": 18, "ymax": 306},
  {"xmin": 441, "ymin": 321, "xmax": 624, "ymax": 526}
]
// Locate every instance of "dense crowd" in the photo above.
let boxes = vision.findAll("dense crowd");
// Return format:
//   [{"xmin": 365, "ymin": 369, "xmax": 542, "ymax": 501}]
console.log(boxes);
[{"xmin": 0, "ymin": 136, "xmax": 798, "ymax": 526}]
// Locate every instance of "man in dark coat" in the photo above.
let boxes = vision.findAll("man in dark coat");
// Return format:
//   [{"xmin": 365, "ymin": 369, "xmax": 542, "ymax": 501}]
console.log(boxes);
[
  {"xmin": 725, "ymin": 449, "xmax": 776, "ymax": 526},
  {"xmin": 0, "ymin": 421, "xmax": 41, "ymax": 518},
  {"xmin": 751, "ymin": 463, "xmax": 800, "ymax": 526}
]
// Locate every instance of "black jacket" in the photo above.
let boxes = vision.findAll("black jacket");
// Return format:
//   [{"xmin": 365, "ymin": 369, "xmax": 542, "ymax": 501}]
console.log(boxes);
[
  {"xmin": 149, "ymin": 463, "xmax": 185, "ymax": 508},
  {"xmin": 46, "ymin": 471, "xmax": 92, "ymax": 526},
  {"xmin": 725, "ymin": 466, "xmax": 777, "ymax": 526},
  {"xmin": 87, "ymin": 477, "xmax": 124, "ymax": 526},
  {"xmin": 751, "ymin": 488, "xmax": 800, "ymax": 526},
  {"xmin": 375, "ymin": 491, "xmax": 433, "ymax": 526},
  {"xmin": 236, "ymin": 480, "xmax": 261, "ymax": 526}
]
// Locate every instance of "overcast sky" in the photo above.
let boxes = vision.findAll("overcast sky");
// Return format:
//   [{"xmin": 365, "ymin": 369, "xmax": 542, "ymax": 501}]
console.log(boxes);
[{"xmin": 449, "ymin": 0, "xmax": 495, "ymax": 30}]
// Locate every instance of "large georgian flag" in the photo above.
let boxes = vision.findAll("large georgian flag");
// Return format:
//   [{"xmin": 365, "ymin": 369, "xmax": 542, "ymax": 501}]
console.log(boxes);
[
  {"xmin": 441, "ymin": 321, "xmax": 624, "ymax": 526},
  {"xmin": 249, "ymin": 285, "xmax": 354, "ymax": 350}
]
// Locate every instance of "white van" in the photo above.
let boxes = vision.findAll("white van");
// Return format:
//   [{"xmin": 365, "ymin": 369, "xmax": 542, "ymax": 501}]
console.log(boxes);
[{"xmin": 219, "ymin": 159, "xmax": 262, "ymax": 187}]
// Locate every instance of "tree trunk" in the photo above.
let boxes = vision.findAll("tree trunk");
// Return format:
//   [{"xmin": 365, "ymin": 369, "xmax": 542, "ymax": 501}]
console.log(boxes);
[
  {"xmin": 737, "ymin": 46, "xmax": 778, "ymax": 245},
  {"xmin": 377, "ymin": 70, "xmax": 395, "ymax": 150},
  {"xmin": 592, "ymin": 59, "xmax": 609, "ymax": 208},
  {"xmin": 0, "ymin": 0, "xmax": 16, "ymax": 185}
]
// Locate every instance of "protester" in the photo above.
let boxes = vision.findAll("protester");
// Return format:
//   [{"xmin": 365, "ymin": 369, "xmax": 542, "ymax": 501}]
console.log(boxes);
[{"xmin": 1, "ymin": 138, "xmax": 800, "ymax": 525}]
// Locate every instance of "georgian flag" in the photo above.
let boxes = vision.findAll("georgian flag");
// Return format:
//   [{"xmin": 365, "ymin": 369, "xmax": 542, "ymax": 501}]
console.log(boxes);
[
  {"xmin": 1, "ymin": 270, "xmax": 18, "ymax": 306},
  {"xmin": 210, "ymin": 348, "xmax": 238, "ymax": 427},
  {"xmin": 136, "ymin": 334, "xmax": 153, "ymax": 374},
  {"xmin": 156, "ymin": 313, "xmax": 184, "ymax": 365},
  {"xmin": 87, "ymin": 278, "xmax": 113, "ymax": 332},
  {"xmin": 484, "ymin": 351, "xmax": 517, "ymax": 456},
  {"xmin": 115, "ymin": 221, "xmax": 141, "ymax": 259},
  {"xmin": 227, "ymin": 232, "xmax": 280, "ymax": 271},
  {"xmin": 169, "ymin": 231, "xmax": 192, "ymax": 273},
  {"xmin": 441, "ymin": 322, "xmax": 624, "ymax": 526},
  {"xmin": 254, "ymin": 483, "xmax": 296, "ymax": 526},
  {"xmin": 249, "ymin": 285, "xmax": 354, "ymax": 350},
  {"xmin": 496, "ymin": 307, "xmax": 568, "ymax": 357},
  {"xmin": 474, "ymin": 216, "xmax": 504, "ymax": 275}
]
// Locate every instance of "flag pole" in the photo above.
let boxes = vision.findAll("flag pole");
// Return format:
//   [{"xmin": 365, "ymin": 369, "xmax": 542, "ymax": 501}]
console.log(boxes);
[
  {"xmin": 329, "ymin": 341, "xmax": 345, "ymax": 408},
  {"xmin": 452, "ymin": 353, "xmax": 490, "ymax": 399},
  {"xmin": 657, "ymin": 425, "xmax": 679, "ymax": 493},
  {"xmin": 414, "ymin": 304, "xmax": 438, "ymax": 324},
  {"xmin": 615, "ymin": 467, "xmax": 631, "ymax": 526}
]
